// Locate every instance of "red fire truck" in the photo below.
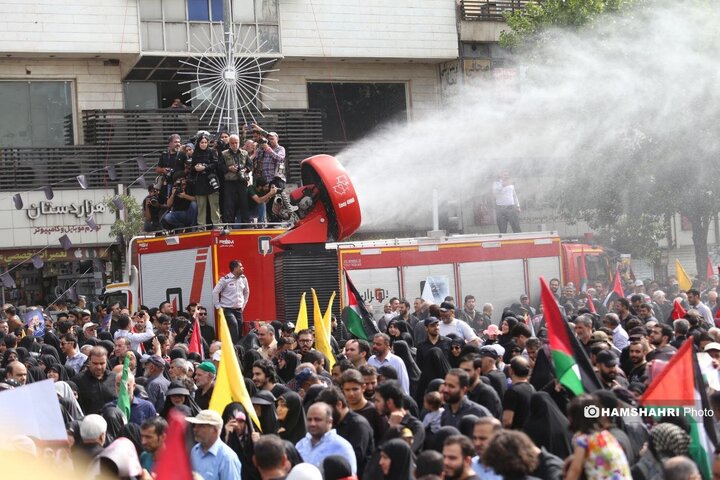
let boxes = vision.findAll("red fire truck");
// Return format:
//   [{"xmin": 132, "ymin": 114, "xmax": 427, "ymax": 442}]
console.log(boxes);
[{"xmin": 104, "ymin": 157, "xmax": 611, "ymax": 327}]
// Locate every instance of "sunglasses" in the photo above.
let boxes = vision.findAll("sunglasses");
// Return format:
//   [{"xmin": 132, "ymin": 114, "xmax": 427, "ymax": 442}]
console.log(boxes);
[{"xmin": 451, "ymin": 345, "xmax": 462, "ymax": 350}]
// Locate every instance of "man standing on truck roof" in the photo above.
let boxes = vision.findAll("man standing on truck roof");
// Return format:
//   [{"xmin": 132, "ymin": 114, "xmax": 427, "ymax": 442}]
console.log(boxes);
[{"xmin": 212, "ymin": 259, "xmax": 249, "ymax": 344}]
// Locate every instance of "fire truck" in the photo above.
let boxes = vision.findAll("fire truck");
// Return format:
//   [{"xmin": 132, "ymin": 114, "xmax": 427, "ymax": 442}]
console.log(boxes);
[{"xmin": 104, "ymin": 156, "xmax": 610, "ymax": 327}]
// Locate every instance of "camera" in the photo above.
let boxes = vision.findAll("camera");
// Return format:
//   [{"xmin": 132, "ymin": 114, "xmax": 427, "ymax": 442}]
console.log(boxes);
[
  {"xmin": 148, "ymin": 195, "xmax": 160, "ymax": 207},
  {"xmin": 257, "ymin": 136, "xmax": 268, "ymax": 146},
  {"xmin": 173, "ymin": 180, "xmax": 185, "ymax": 195},
  {"xmin": 208, "ymin": 174, "xmax": 220, "ymax": 192}
]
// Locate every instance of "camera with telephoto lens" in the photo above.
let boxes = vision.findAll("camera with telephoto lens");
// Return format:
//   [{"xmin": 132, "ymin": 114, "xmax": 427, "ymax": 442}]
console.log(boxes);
[
  {"xmin": 173, "ymin": 180, "xmax": 184, "ymax": 195},
  {"xmin": 208, "ymin": 173, "xmax": 220, "ymax": 192}
]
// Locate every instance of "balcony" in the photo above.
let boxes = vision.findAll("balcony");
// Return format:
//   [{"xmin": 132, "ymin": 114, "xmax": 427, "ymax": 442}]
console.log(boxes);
[
  {"xmin": 0, "ymin": 108, "xmax": 340, "ymax": 192},
  {"xmin": 461, "ymin": 0, "xmax": 535, "ymax": 22}
]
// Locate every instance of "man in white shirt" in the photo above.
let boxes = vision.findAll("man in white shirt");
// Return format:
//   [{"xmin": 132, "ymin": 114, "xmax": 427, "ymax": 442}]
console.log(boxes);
[
  {"xmin": 367, "ymin": 333, "xmax": 410, "ymax": 394},
  {"xmin": 492, "ymin": 171, "xmax": 521, "ymax": 233},
  {"xmin": 438, "ymin": 302, "xmax": 480, "ymax": 346},
  {"xmin": 212, "ymin": 259, "xmax": 249, "ymax": 343}
]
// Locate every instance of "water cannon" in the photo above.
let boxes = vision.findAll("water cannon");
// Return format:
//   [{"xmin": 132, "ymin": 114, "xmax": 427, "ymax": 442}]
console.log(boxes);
[{"xmin": 272, "ymin": 155, "xmax": 361, "ymax": 247}]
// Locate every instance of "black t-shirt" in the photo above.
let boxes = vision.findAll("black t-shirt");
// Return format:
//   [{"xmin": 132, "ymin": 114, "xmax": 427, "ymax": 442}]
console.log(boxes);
[
  {"xmin": 159, "ymin": 150, "xmax": 187, "ymax": 172},
  {"xmin": 171, "ymin": 181, "xmax": 195, "ymax": 212},
  {"xmin": 485, "ymin": 369, "xmax": 508, "ymax": 400},
  {"xmin": 502, "ymin": 381, "xmax": 535, "ymax": 429}
]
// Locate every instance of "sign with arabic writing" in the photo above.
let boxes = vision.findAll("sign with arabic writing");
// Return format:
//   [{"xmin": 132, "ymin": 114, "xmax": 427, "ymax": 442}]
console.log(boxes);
[{"xmin": 0, "ymin": 188, "xmax": 141, "ymax": 249}]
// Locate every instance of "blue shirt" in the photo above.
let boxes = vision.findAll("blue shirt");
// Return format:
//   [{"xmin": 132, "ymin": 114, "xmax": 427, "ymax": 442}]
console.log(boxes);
[
  {"xmin": 471, "ymin": 456, "xmax": 503, "ymax": 480},
  {"xmin": 368, "ymin": 352, "xmax": 410, "ymax": 394},
  {"xmin": 191, "ymin": 437, "xmax": 242, "ymax": 480},
  {"xmin": 295, "ymin": 429, "xmax": 357, "ymax": 474},
  {"xmin": 104, "ymin": 396, "xmax": 157, "ymax": 425}
]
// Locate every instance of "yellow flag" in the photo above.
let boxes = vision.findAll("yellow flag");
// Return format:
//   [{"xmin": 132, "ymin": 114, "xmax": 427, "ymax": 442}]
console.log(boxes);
[
  {"xmin": 209, "ymin": 309, "xmax": 262, "ymax": 431},
  {"xmin": 294, "ymin": 291, "xmax": 308, "ymax": 333},
  {"xmin": 675, "ymin": 259, "xmax": 693, "ymax": 291},
  {"xmin": 311, "ymin": 288, "xmax": 336, "ymax": 370}
]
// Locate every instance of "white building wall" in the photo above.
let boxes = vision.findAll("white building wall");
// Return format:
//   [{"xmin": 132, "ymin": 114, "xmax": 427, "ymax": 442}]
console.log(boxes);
[
  {"xmin": 278, "ymin": 0, "xmax": 458, "ymax": 60},
  {"xmin": 0, "ymin": 0, "xmax": 139, "ymax": 55},
  {"xmin": 264, "ymin": 60, "xmax": 441, "ymax": 119},
  {"xmin": 0, "ymin": 58, "xmax": 124, "ymax": 110}
]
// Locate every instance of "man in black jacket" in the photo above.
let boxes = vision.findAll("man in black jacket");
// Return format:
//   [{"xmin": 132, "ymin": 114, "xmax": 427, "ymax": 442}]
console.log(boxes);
[
  {"xmin": 317, "ymin": 387, "xmax": 375, "ymax": 477},
  {"xmin": 74, "ymin": 346, "xmax": 116, "ymax": 415}
]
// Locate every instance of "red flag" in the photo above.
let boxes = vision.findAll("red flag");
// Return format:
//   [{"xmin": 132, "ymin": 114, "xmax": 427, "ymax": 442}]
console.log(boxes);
[
  {"xmin": 672, "ymin": 298, "xmax": 687, "ymax": 320},
  {"xmin": 585, "ymin": 292, "xmax": 597, "ymax": 314},
  {"xmin": 189, "ymin": 313, "xmax": 204, "ymax": 358},
  {"xmin": 641, "ymin": 339, "xmax": 695, "ymax": 406},
  {"xmin": 602, "ymin": 267, "xmax": 624, "ymax": 308},
  {"xmin": 708, "ymin": 255, "xmax": 714, "ymax": 281},
  {"xmin": 155, "ymin": 410, "xmax": 193, "ymax": 480}
]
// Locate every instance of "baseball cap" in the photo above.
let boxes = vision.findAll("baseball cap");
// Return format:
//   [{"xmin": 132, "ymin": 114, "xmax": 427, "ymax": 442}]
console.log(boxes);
[
  {"xmin": 197, "ymin": 361, "xmax": 217, "ymax": 375},
  {"xmin": 141, "ymin": 355, "xmax": 165, "ymax": 368},
  {"xmin": 82, "ymin": 322, "xmax": 97, "ymax": 331},
  {"xmin": 186, "ymin": 409, "xmax": 224, "ymax": 428},
  {"xmin": 483, "ymin": 324, "xmax": 500, "ymax": 336},
  {"xmin": 596, "ymin": 350, "xmax": 618, "ymax": 367},
  {"xmin": 424, "ymin": 316, "xmax": 440, "ymax": 327},
  {"xmin": 478, "ymin": 346, "xmax": 499, "ymax": 360},
  {"xmin": 704, "ymin": 342, "xmax": 720, "ymax": 352},
  {"xmin": 439, "ymin": 302, "xmax": 455, "ymax": 312},
  {"xmin": 634, "ymin": 280, "xmax": 644, "ymax": 287},
  {"xmin": 485, "ymin": 343, "xmax": 505, "ymax": 358},
  {"xmin": 283, "ymin": 322, "xmax": 296, "ymax": 333}
]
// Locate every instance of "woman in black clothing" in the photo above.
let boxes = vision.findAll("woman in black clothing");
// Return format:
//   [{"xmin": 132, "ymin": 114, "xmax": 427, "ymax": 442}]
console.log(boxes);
[
  {"xmin": 416, "ymin": 348, "xmax": 451, "ymax": 405},
  {"xmin": 276, "ymin": 391, "xmax": 307, "ymax": 444},
  {"xmin": 378, "ymin": 439, "xmax": 413, "ymax": 480},
  {"xmin": 523, "ymin": 391, "xmax": 573, "ymax": 460},
  {"xmin": 392, "ymin": 340, "xmax": 421, "ymax": 399},
  {"xmin": 276, "ymin": 350, "xmax": 299, "ymax": 384},
  {"xmin": 222, "ymin": 402, "xmax": 260, "ymax": 480},
  {"xmin": 190, "ymin": 134, "xmax": 221, "ymax": 227}
]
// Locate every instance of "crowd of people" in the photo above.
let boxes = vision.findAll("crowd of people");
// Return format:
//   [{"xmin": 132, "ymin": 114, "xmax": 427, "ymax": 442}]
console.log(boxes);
[
  {"xmin": 2, "ymin": 272, "xmax": 720, "ymax": 480},
  {"xmin": 143, "ymin": 127, "xmax": 286, "ymax": 233}
]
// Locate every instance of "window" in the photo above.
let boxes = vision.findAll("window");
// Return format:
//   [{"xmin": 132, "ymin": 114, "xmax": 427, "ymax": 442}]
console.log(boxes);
[
  {"xmin": 307, "ymin": 82, "xmax": 408, "ymax": 142},
  {"xmin": 0, "ymin": 81, "xmax": 74, "ymax": 147},
  {"xmin": 187, "ymin": 0, "xmax": 223, "ymax": 21}
]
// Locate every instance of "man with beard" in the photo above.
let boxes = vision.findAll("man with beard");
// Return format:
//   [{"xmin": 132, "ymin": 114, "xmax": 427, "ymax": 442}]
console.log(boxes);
[
  {"xmin": 296, "ymin": 329, "xmax": 315, "ymax": 356},
  {"xmin": 443, "ymin": 435, "xmax": 482, "ymax": 480},
  {"xmin": 252, "ymin": 358, "xmax": 289, "ymax": 398},
  {"xmin": 374, "ymin": 380, "xmax": 425, "ymax": 453},
  {"xmin": 440, "ymin": 368, "xmax": 492, "ymax": 428},
  {"xmin": 456, "ymin": 295, "xmax": 487, "ymax": 333},
  {"xmin": 596, "ymin": 350, "xmax": 628, "ymax": 389},
  {"xmin": 368, "ymin": 333, "xmax": 409, "ymax": 394},
  {"xmin": 359, "ymin": 364, "xmax": 378, "ymax": 401},
  {"xmin": 416, "ymin": 316, "xmax": 451, "ymax": 371},
  {"xmin": 647, "ymin": 324, "xmax": 677, "ymax": 361},
  {"xmin": 471, "ymin": 417, "xmax": 503, "ymax": 479},
  {"xmin": 625, "ymin": 340, "xmax": 648, "ymax": 384},
  {"xmin": 458, "ymin": 355, "xmax": 502, "ymax": 419},
  {"xmin": 194, "ymin": 361, "xmax": 216, "ymax": 410}
]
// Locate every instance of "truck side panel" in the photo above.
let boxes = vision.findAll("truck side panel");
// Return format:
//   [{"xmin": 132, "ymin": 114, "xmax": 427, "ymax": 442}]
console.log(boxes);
[
  {"xmin": 403, "ymin": 264, "xmax": 457, "ymax": 304},
  {"xmin": 342, "ymin": 267, "xmax": 400, "ymax": 318},
  {"xmin": 139, "ymin": 248, "xmax": 214, "ymax": 318},
  {"xmin": 527, "ymin": 256, "xmax": 563, "ymax": 305},
  {"xmin": 458, "ymin": 260, "xmax": 525, "ymax": 323}
]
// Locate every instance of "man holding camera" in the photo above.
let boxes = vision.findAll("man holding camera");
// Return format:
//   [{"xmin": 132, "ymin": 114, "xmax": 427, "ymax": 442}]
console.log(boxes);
[
  {"xmin": 219, "ymin": 134, "xmax": 252, "ymax": 226},
  {"xmin": 142, "ymin": 185, "xmax": 163, "ymax": 232},
  {"xmin": 492, "ymin": 171, "xmax": 521, "ymax": 233},
  {"xmin": 248, "ymin": 176, "xmax": 278, "ymax": 225},
  {"xmin": 252, "ymin": 128, "xmax": 286, "ymax": 189},
  {"xmin": 160, "ymin": 176, "xmax": 197, "ymax": 231}
]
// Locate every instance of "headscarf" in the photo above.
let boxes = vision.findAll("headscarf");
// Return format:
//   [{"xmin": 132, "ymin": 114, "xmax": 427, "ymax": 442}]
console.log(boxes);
[
  {"xmin": 650, "ymin": 423, "xmax": 691, "ymax": 459},
  {"xmin": 48, "ymin": 363, "xmax": 70, "ymax": 382},
  {"xmin": 39, "ymin": 353, "xmax": 60, "ymax": 370},
  {"xmin": 448, "ymin": 337, "xmax": 464, "ymax": 368},
  {"xmin": 119, "ymin": 423, "xmax": 143, "ymax": 457},
  {"xmin": 26, "ymin": 365, "xmax": 46, "ymax": 383},
  {"xmin": 55, "ymin": 381, "xmax": 84, "ymax": 422},
  {"xmin": 458, "ymin": 414, "xmax": 480, "ymax": 438},
  {"xmin": 243, "ymin": 349, "xmax": 263, "ymax": 378},
  {"xmin": 302, "ymin": 384, "xmax": 327, "ymax": 412},
  {"xmin": 283, "ymin": 440, "xmax": 304, "ymax": 467},
  {"xmin": 277, "ymin": 391, "xmax": 306, "ymax": 444},
  {"xmin": 523, "ymin": 392, "xmax": 573, "ymax": 459},
  {"xmin": 101, "ymin": 405, "xmax": 127, "ymax": 445},
  {"xmin": 253, "ymin": 390, "xmax": 278, "ymax": 433},
  {"xmin": 40, "ymin": 344, "xmax": 62, "ymax": 364},
  {"xmin": 1, "ymin": 348, "xmax": 18, "ymax": 367},
  {"xmin": 379, "ymin": 439, "xmax": 413, "ymax": 480},
  {"xmin": 417, "ymin": 347, "xmax": 450, "ymax": 401},
  {"xmin": 277, "ymin": 350, "xmax": 300, "ymax": 384},
  {"xmin": 392, "ymin": 341, "xmax": 421, "ymax": 384},
  {"xmin": 18, "ymin": 335, "xmax": 38, "ymax": 353},
  {"xmin": 432, "ymin": 426, "xmax": 460, "ymax": 452},
  {"xmin": 15, "ymin": 347, "xmax": 29, "ymax": 362},
  {"xmin": 159, "ymin": 381, "xmax": 201, "ymax": 418},
  {"xmin": 222, "ymin": 402, "xmax": 260, "ymax": 480},
  {"xmin": 322, "ymin": 455, "xmax": 355, "ymax": 480},
  {"xmin": 240, "ymin": 332, "xmax": 260, "ymax": 351}
]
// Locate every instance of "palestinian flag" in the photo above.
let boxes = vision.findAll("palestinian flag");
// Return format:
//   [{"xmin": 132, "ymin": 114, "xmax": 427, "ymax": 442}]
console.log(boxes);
[
  {"xmin": 603, "ymin": 267, "xmax": 624, "ymax": 308},
  {"xmin": 640, "ymin": 339, "xmax": 717, "ymax": 479},
  {"xmin": 540, "ymin": 276, "xmax": 584, "ymax": 395},
  {"xmin": 342, "ymin": 270, "xmax": 378, "ymax": 341}
]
